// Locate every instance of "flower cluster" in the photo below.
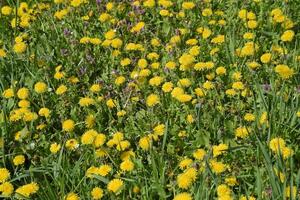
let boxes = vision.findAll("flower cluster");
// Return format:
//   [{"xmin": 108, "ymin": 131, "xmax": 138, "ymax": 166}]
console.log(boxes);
[{"xmin": 0, "ymin": 0, "xmax": 299, "ymax": 199}]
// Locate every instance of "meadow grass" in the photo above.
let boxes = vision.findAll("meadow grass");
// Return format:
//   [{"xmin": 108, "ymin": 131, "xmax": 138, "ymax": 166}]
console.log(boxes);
[{"xmin": 0, "ymin": 0, "xmax": 300, "ymax": 199}]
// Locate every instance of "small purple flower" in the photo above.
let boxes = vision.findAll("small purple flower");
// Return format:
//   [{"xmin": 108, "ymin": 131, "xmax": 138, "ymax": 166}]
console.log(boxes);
[
  {"xmin": 63, "ymin": 28, "xmax": 71, "ymax": 36},
  {"xmin": 96, "ymin": 0, "xmax": 101, "ymax": 4},
  {"xmin": 195, "ymin": 103, "xmax": 202, "ymax": 109},
  {"xmin": 133, "ymin": 6, "xmax": 145, "ymax": 15},
  {"xmin": 262, "ymin": 84, "xmax": 271, "ymax": 92},
  {"xmin": 265, "ymin": 187, "xmax": 272, "ymax": 198},
  {"xmin": 96, "ymin": 79, "xmax": 104, "ymax": 85},
  {"xmin": 106, "ymin": 85, "xmax": 113, "ymax": 91},
  {"xmin": 82, "ymin": 89, "xmax": 89, "ymax": 96},
  {"xmin": 123, "ymin": 85, "xmax": 132, "ymax": 94},
  {"xmin": 105, "ymin": 92, "xmax": 111, "ymax": 99},
  {"xmin": 83, "ymin": 21, "xmax": 89, "ymax": 27},
  {"xmin": 60, "ymin": 48, "xmax": 68, "ymax": 56},
  {"xmin": 136, "ymin": 8, "xmax": 145, "ymax": 15},
  {"xmin": 86, "ymin": 54, "xmax": 95, "ymax": 64},
  {"xmin": 168, "ymin": 49, "xmax": 174, "ymax": 56},
  {"xmin": 79, "ymin": 66, "xmax": 87, "ymax": 76},
  {"xmin": 132, "ymin": 58, "xmax": 138, "ymax": 65},
  {"xmin": 163, "ymin": 67, "xmax": 170, "ymax": 74},
  {"xmin": 111, "ymin": 69, "xmax": 118, "ymax": 75}
]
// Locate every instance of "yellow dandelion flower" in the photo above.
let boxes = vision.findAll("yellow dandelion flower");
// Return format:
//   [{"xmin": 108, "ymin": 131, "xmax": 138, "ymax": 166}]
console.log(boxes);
[
  {"xmin": 0, "ymin": 168, "xmax": 10, "ymax": 183},
  {"xmin": 13, "ymin": 155, "xmax": 25, "ymax": 166},
  {"xmin": 281, "ymin": 30, "xmax": 294, "ymax": 42},
  {"xmin": 62, "ymin": 119, "xmax": 75, "ymax": 132},
  {"xmin": 13, "ymin": 42, "xmax": 27, "ymax": 54},
  {"xmin": 173, "ymin": 192, "xmax": 192, "ymax": 200},
  {"xmin": 2, "ymin": 88, "xmax": 14, "ymax": 98},
  {"xmin": 55, "ymin": 85, "xmax": 67, "ymax": 95},
  {"xmin": 146, "ymin": 94, "xmax": 160, "ymax": 107},
  {"xmin": 120, "ymin": 159, "xmax": 134, "ymax": 172},
  {"xmin": 91, "ymin": 187, "xmax": 103, "ymax": 200},
  {"xmin": 182, "ymin": 2, "xmax": 195, "ymax": 10},
  {"xmin": 65, "ymin": 192, "xmax": 79, "ymax": 200},
  {"xmin": 274, "ymin": 64, "xmax": 294, "ymax": 79},
  {"xmin": 16, "ymin": 182, "xmax": 39, "ymax": 198},
  {"xmin": 0, "ymin": 182, "xmax": 14, "ymax": 197},
  {"xmin": 50, "ymin": 143, "xmax": 61, "ymax": 154},
  {"xmin": 65, "ymin": 139, "xmax": 79, "ymax": 150},
  {"xmin": 107, "ymin": 179, "xmax": 123, "ymax": 193}
]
